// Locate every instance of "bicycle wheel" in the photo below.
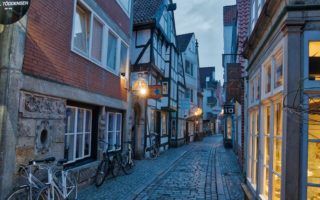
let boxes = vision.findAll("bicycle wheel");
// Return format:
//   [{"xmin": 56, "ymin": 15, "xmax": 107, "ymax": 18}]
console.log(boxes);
[
  {"xmin": 111, "ymin": 155, "xmax": 121, "ymax": 177},
  {"xmin": 122, "ymin": 154, "xmax": 134, "ymax": 175},
  {"xmin": 95, "ymin": 160, "xmax": 108, "ymax": 187},
  {"xmin": 7, "ymin": 186, "xmax": 41, "ymax": 200},
  {"xmin": 36, "ymin": 186, "xmax": 63, "ymax": 200},
  {"xmin": 6, "ymin": 186, "xmax": 32, "ymax": 200}
]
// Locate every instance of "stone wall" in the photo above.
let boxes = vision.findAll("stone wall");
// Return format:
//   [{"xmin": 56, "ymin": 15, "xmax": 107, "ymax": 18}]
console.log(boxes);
[{"xmin": 16, "ymin": 91, "xmax": 66, "ymax": 166}]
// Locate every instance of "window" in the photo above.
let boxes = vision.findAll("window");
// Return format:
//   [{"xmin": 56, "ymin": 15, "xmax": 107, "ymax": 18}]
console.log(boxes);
[
  {"xmin": 120, "ymin": 42, "xmax": 128, "ymax": 75},
  {"xmin": 107, "ymin": 32, "xmax": 118, "ymax": 70},
  {"xmin": 227, "ymin": 117, "xmax": 232, "ymax": 139},
  {"xmin": 255, "ymin": 76, "xmax": 260, "ymax": 101},
  {"xmin": 274, "ymin": 52, "xmax": 283, "ymax": 88},
  {"xmin": 161, "ymin": 112, "xmax": 167, "ymax": 135},
  {"xmin": 185, "ymin": 60, "xmax": 193, "ymax": 76},
  {"xmin": 65, "ymin": 106, "xmax": 92, "ymax": 163},
  {"xmin": 250, "ymin": 80, "xmax": 254, "ymax": 104},
  {"xmin": 117, "ymin": 0, "xmax": 131, "ymax": 15},
  {"xmin": 248, "ymin": 110, "xmax": 259, "ymax": 187},
  {"xmin": 72, "ymin": 1, "xmax": 128, "ymax": 76},
  {"xmin": 264, "ymin": 62, "xmax": 272, "ymax": 94},
  {"xmin": 307, "ymin": 99, "xmax": 320, "ymax": 199},
  {"xmin": 91, "ymin": 18, "xmax": 103, "ymax": 62},
  {"xmin": 251, "ymin": 0, "xmax": 256, "ymax": 31},
  {"xmin": 263, "ymin": 105, "xmax": 271, "ymax": 198},
  {"xmin": 309, "ymin": 41, "xmax": 320, "ymax": 80},
  {"xmin": 105, "ymin": 112, "xmax": 122, "ymax": 151},
  {"xmin": 190, "ymin": 89, "xmax": 194, "ymax": 103},
  {"xmin": 73, "ymin": 3, "xmax": 91, "ymax": 54},
  {"xmin": 272, "ymin": 102, "xmax": 283, "ymax": 200}
]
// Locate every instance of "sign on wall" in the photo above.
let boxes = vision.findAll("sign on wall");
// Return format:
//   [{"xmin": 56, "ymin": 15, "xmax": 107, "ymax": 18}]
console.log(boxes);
[
  {"xmin": 148, "ymin": 85, "xmax": 162, "ymax": 99},
  {"xmin": 224, "ymin": 105, "xmax": 235, "ymax": 115},
  {"xmin": 0, "ymin": 0, "xmax": 31, "ymax": 25}
]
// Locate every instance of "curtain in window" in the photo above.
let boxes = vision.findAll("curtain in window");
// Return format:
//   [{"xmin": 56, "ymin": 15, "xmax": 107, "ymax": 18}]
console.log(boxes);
[
  {"xmin": 91, "ymin": 18, "xmax": 103, "ymax": 61},
  {"xmin": 107, "ymin": 32, "xmax": 118, "ymax": 70},
  {"xmin": 74, "ymin": 5, "xmax": 89, "ymax": 53}
]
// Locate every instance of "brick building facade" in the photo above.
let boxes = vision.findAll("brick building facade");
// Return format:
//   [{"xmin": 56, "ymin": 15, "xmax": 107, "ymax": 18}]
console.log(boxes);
[{"xmin": 0, "ymin": 0, "xmax": 132, "ymax": 198}]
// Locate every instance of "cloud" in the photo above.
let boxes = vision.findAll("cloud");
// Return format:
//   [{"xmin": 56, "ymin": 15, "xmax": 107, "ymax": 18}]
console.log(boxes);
[{"xmin": 174, "ymin": 0, "xmax": 236, "ymax": 82}]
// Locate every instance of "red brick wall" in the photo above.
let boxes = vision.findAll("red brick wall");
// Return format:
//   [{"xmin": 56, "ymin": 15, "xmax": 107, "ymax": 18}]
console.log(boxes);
[
  {"xmin": 226, "ymin": 63, "xmax": 243, "ymax": 103},
  {"xmin": 22, "ymin": 0, "xmax": 130, "ymax": 102}
]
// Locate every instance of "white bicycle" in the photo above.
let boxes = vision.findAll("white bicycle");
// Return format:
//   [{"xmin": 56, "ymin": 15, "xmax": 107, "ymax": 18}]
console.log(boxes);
[
  {"xmin": 6, "ymin": 157, "xmax": 56, "ymax": 200},
  {"xmin": 36, "ymin": 159, "xmax": 78, "ymax": 200}
]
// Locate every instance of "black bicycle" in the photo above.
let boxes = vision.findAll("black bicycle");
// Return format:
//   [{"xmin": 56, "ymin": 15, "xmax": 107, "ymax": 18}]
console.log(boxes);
[
  {"xmin": 95, "ymin": 142, "xmax": 123, "ymax": 187},
  {"xmin": 122, "ymin": 141, "xmax": 135, "ymax": 175}
]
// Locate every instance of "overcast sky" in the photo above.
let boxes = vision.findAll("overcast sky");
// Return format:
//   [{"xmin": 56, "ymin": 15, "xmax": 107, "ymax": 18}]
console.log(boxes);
[{"xmin": 173, "ymin": 0, "xmax": 236, "ymax": 82}]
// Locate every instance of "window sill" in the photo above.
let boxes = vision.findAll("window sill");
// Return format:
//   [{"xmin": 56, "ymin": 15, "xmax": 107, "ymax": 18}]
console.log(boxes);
[{"xmin": 71, "ymin": 48, "xmax": 120, "ymax": 77}]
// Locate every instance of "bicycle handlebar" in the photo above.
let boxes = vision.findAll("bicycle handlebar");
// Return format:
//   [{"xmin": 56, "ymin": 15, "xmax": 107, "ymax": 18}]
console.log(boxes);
[{"xmin": 28, "ymin": 157, "xmax": 56, "ymax": 165}]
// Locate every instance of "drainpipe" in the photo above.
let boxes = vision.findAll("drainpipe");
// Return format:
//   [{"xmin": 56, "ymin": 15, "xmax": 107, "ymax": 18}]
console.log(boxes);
[{"xmin": 0, "ymin": 17, "xmax": 28, "ymax": 199}]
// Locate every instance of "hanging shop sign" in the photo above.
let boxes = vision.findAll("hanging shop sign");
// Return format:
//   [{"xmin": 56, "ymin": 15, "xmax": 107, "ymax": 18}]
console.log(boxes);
[
  {"xmin": 224, "ymin": 105, "xmax": 235, "ymax": 115},
  {"xmin": 0, "ymin": 0, "xmax": 31, "ymax": 25},
  {"xmin": 148, "ymin": 85, "xmax": 162, "ymax": 99}
]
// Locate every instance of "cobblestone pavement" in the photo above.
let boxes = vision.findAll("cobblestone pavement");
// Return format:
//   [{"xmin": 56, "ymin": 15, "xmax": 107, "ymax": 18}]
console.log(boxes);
[{"xmin": 79, "ymin": 135, "xmax": 243, "ymax": 200}]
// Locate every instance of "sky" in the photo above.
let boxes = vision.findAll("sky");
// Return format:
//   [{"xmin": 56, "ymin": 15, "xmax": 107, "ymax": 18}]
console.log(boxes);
[{"xmin": 173, "ymin": 0, "xmax": 236, "ymax": 82}]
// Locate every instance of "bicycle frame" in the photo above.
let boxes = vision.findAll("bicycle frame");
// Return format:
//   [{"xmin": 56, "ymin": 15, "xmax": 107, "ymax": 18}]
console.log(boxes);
[{"xmin": 45, "ymin": 166, "xmax": 77, "ymax": 200}]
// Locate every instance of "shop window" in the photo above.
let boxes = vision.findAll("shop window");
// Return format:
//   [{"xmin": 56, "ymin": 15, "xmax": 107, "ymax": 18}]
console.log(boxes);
[
  {"xmin": 227, "ymin": 117, "xmax": 232, "ymax": 139},
  {"xmin": 73, "ymin": 3, "xmax": 91, "ymax": 54},
  {"xmin": 65, "ymin": 106, "xmax": 92, "ymax": 163},
  {"xmin": 309, "ymin": 41, "xmax": 320, "ymax": 80},
  {"xmin": 307, "ymin": 99, "xmax": 320, "ymax": 199},
  {"xmin": 107, "ymin": 32, "xmax": 118, "ymax": 70},
  {"xmin": 274, "ymin": 52, "xmax": 283, "ymax": 88},
  {"xmin": 105, "ymin": 112, "xmax": 122, "ymax": 151},
  {"xmin": 161, "ymin": 113, "xmax": 167, "ymax": 135}
]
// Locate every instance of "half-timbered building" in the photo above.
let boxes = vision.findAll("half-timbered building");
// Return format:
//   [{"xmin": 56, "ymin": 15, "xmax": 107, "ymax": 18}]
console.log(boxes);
[{"xmin": 131, "ymin": 0, "xmax": 180, "ymax": 158}]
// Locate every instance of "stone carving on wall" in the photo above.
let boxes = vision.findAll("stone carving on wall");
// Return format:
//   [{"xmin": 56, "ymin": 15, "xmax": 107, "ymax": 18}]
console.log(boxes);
[{"xmin": 20, "ymin": 92, "xmax": 66, "ymax": 119}]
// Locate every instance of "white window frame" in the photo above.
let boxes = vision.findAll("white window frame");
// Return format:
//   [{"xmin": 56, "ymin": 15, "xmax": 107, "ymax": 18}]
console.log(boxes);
[
  {"xmin": 105, "ymin": 112, "xmax": 122, "ymax": 152},
  {"xmin": 65, "ymin": 106, "xmax": 92, "ymax": 164},
  {"xmin": 71, "ymin": 0, "xmax": 129, "ymax": 76},
  {"xmin": 261, "ymin": 43, "xmax": 284, "ymax": 100},
  {"xmin": 116, "ymin": 0, "xmax": 131, "ymax": 17}
]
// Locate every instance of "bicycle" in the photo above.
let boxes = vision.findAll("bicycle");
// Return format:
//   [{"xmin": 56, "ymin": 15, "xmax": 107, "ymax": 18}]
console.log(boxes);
[
  {"xmin": 36, "ymin": 159, "xmax": 78, "ymax": 200},
  {"xmin": 95, "ymin": 141, "xmax": 121, "ymax": 187},
  {"xmin": 6, "ymin": 157, "xmax": 56, "ymax": 200},
  {"xmin": 148, "ymin": 132, "xmax": 160, "ymax": 159},
  {"xmin": 122, "ymin": 141, "xmax": 135, "ymax": 175}
]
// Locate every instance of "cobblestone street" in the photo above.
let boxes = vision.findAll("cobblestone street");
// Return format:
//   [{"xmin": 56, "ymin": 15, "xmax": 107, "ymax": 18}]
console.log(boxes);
[{"xmin": 79, "ymin": 135, "xmax": 244, "ymax": 200}]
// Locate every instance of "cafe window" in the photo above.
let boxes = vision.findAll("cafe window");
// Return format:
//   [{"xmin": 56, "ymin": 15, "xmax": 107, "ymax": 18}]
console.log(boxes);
[
  {"xmin": 248, "ymin": 110, "xmax": 259, "ymax": 187},
  {"xmin": 65, "ymin": 106, "xmax": 92, "ymax": 163},
  {"xmin": 309, "ymin": 41, "xmax": 320, "ymax": 80},
  {"xmin": 272, "ymin": 102, "xmax": 283, "ymax": 200},
  {"xmin": 307, "ymin": 98, "xmax": 320, "ymax": 199},
  {"xmin": 262, "ymin": 105, "xmax": 271, "ymax": 198},
  {"xmin": 120, "ymin": 42, "xmax": 128, "ymax": 75}
]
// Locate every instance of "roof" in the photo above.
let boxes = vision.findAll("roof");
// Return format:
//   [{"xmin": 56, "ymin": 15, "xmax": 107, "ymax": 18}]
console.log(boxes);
[
  {"xmin": 199, "ymin": 67, "xmax": 215, "ymax": 89},
  {"xmin": 236, "ymin": 0, "xmax": 250, "ymax": 74},
  {"xmin": 223, "ymin": 5, "xmax": 237, "ymax": 26},
  {"xmin": 176, "ymin": 33, "xmax": 194, "ymax": 52},
  {"xmin": 133, "ymin": 0, "xmax": 164, "ymax": 24}
]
